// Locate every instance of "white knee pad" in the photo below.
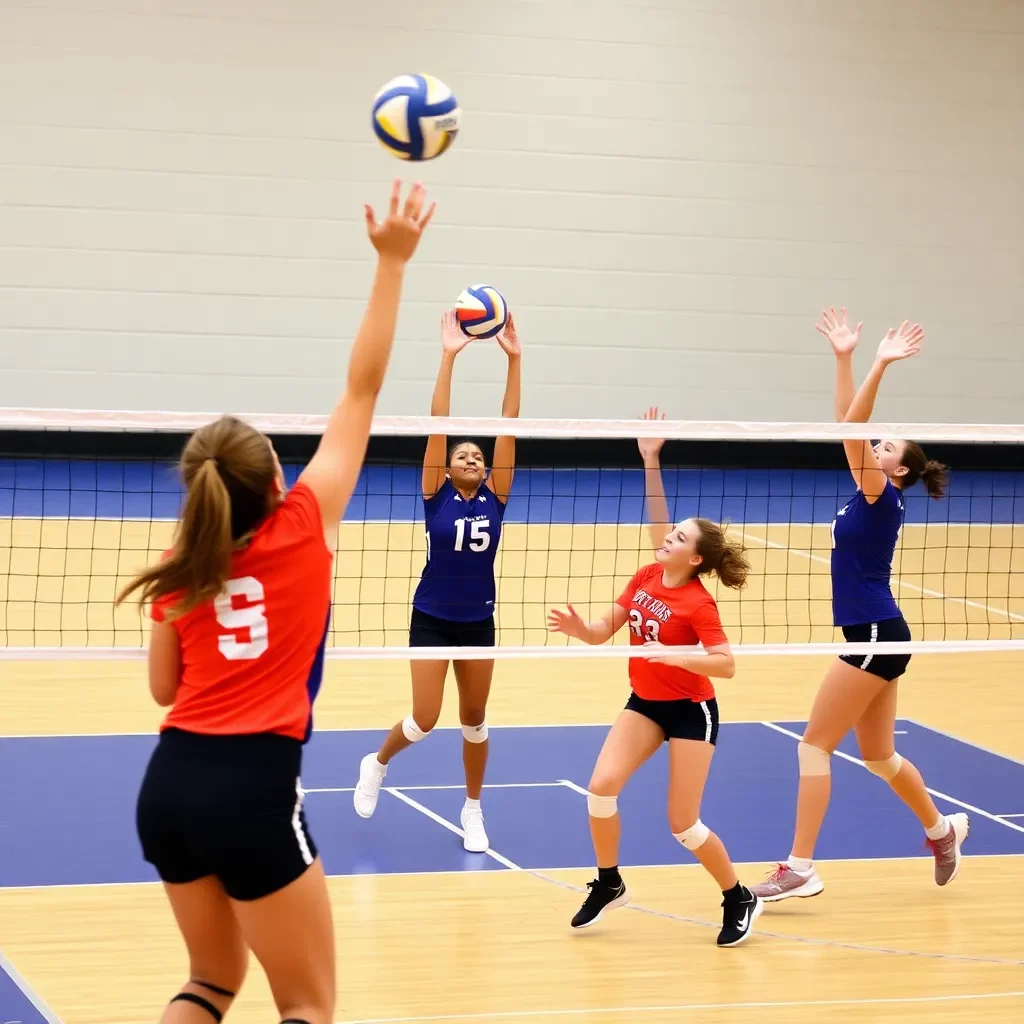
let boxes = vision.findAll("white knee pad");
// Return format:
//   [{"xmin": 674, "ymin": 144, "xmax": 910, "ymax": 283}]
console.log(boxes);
[
  {"xmin": 798, "ymin": 741, "xmax": 831, "ymax": 776},
  {"xmin": 864, "ymin": 752, "xmax": 903, "ymax": 781},
  {"xmin": 462, "ymin": 720, "xmax": 488, "ymax": 743},
  {"xmin": 673, "ymin": 820, "xmax": 710, "ymax": 851},
  {"xmin": 402, "ymin": 716, "xmax": 430, "ymax": 743},
  {"xmin": 587, "ymin": 793, "xmax": 618, "ymax": 818}
]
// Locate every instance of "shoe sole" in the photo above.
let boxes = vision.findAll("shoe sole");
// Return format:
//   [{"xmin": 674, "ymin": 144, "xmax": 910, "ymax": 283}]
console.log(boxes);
[
  {"xmin": 937, "ymin": 814, "xmax": 970, "ymax": 886},
  {"xmin": 718, "ymin": 896, "xmax": 765, "ymax": 948},
  {"xmin": 757, "ymin": 880, "xmax": 824, "ymax": 903},
  {"xmin": 462, "ymin": 835, "xmax": 489, "ymax": 853},
  {"xmin": 571, "ymin": 890, "xmax": 630, "ymax": 930}
]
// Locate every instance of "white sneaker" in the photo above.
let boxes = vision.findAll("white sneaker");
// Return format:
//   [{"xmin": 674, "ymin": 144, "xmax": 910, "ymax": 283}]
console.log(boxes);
[
  {"xmin": 353, "ymin": 753, "xmax": 386, "ymax": 818},
  {"xmin": 460, "ymin": 804, "xmax": 489, "ymax": 853}
]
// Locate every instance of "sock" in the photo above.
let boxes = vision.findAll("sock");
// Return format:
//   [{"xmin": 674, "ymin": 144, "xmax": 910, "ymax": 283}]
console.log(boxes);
[
  {"xmin": 925, "ymin": 816, "xmax": 949, "ymax": 840},
  {"xmin": 598, "ymin": 865, "xmax": 622, "ymax": 888},
  {"xmin": 722, "ymin": 881, "xmax": 745, "ymax": 902},
  {"xmin": 464, "ymin": 797, "xmax": 481, "ymax": 811},
  {"xmin": 787, "ymin": 855, "xmax": 813, "ymax": 873}
]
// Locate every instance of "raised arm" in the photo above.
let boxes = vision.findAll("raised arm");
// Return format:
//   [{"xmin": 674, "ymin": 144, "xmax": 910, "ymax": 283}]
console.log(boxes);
[
  {"xmin": 637, "ymin": 406, "xmax": 671, "ymax": 551},
  {"xmin": 815, "ymin": 306, "xmax": 862, "ymax": 422},
  {"xmin": 422, "ymin": 311, "xmax": 472, "ymax": 498},
  {"xmin": 299, "ymin": 180, "xmax": 435, "ymax": 529},
  {"xmin": 843, "ymin": 321, "xmax": 923, "ymax": 502},
  {"xmin": 486, "ymin": 314, "xmax": 521, "ymax": 504}
]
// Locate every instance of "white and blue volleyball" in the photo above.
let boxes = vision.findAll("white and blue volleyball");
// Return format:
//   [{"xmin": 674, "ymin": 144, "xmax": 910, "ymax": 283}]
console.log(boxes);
[
  {"xmin": 372, "ymin": 74, "xmax": 461, "ymax": 161},
  {"xmin": 455, "ymin": 285, "xmax": 508, "ymax": 339}
]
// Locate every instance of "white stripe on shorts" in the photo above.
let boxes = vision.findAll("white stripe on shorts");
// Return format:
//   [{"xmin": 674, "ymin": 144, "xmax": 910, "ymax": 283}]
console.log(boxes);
[
  {"xmin": 291, "ymin": 778, "xmax": 314, "ymax": 866},
  {"xmin": 699, "ymin": 700, "xmax": 713, "ymax": 743},
  {"xmin": 860, "ymin": 622, "xmax": 880, "ymax": 671}
]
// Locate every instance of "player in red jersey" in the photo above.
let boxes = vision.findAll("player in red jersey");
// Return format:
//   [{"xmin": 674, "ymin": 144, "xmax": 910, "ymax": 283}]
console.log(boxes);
[
  {"xmin": 116, "ymin": 180, "xmax": 434, "ymax": 1024},
  {"xmin": 548, "ymin": 409, "xmax": 763, "ymax": 947}
]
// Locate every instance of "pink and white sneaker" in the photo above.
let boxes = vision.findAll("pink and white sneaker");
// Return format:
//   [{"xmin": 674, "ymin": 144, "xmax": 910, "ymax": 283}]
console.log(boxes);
[
  {"xmin": 926, "ymin": 813, "xmax": 969, "ymax": 886},
  {"xmin": 750, "ymin": 863, "xmax": 824, "ymax": 903}
]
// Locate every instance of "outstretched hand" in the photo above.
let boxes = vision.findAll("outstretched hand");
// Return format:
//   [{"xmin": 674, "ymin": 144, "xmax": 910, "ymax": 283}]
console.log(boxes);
[
  {"xmin": 637, "ymin": 406, "xmax": 666, "ymax": 463},
  {"xmin": 548, "ymin": 604, "xmax": 585, "ymax": 640},
  {"xmin": 815, "ymin": 306, "xmax": 862, "ymax": 356},
  {"xmin": 364, "ymin": 179, "xmax": 436, "ymax": 264},
  {"xmin": 496, "ymin": 313, "xmax": 521, "ymax": 358},
  {"xmin": 440, "ymin": 309, "xmax": 473, "ymax": 355},
  {"xmin": 876, "ymin": 320, "xmax": 924, "ymax": 365}
]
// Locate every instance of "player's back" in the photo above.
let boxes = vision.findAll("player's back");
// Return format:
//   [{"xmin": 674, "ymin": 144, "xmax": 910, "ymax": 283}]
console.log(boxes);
[{"xmin": 155, "ymin": 481, "xmax": 333, "ymax": 741}]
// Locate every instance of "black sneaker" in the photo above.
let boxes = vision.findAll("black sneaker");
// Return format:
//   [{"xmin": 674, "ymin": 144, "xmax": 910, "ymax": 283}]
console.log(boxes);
[
  {"xmin": 571, "ymin": 879, "xmax": 629, "ymax": 929},
  {"xmin": 717, "ymin": 887, "xmax": 762, "ymax": 947}
]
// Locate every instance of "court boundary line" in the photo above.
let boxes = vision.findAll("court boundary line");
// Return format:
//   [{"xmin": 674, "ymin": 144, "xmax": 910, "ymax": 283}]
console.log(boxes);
[
  {"xmin": 385, "ymin": 793, "xmax": 1024, "ymax": 968},
  {"xmin": 902, "ymin": 717, "xmax": 1024, "ymax": 769},
  {"xmin": 4, "ymin": 851, "xmax": 1022, "ymax": 895},
  {"xmin": 760, "ymin": 721, "xmax": 1024, "ymax": 836},
  {"xmin": 0, "ymin": 948, "xmax": 62, "ymax": 1024},
  {"xmin": 384, "ymin": 789, "xmax": 521, "ymax": 871},
  {"xmin": 335, "ymin": 991, "xmax": 1024, "ymax": 1023},
  {"xmin": 0, "ymin": 718, "xmax": 814, "ymax": 740}
]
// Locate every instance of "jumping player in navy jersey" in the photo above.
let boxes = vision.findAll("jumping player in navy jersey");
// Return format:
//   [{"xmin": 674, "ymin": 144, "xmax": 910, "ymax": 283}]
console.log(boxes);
[
  {"xmin": 354, "ymin": 309, "xmax": 521, "ymax": 852},
  {"xmin": 752, "ymin": 310, "xmax": 963, "ymax": 904}
]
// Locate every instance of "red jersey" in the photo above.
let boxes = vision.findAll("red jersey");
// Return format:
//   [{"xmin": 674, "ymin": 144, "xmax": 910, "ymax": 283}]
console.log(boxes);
[
  {"xmin": 152, "ymin": 481, "xmax": 333, "ymax": 742},
  {"xmin": 615, "ymin": 563, "xmax": 729, "ymax": 702}
]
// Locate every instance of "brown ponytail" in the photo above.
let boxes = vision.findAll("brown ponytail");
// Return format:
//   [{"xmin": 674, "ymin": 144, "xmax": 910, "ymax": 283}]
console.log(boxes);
[
  {"xmin": 900, "ymin": 442, "xmax": 949, "ymax": 500},
  {"xmin": 693, "ymin": 519, "xmax": 750, "ymax": 590},
  {"xmin": 117, "ymin": 416, "xmax": 278, "ymax": 617}
]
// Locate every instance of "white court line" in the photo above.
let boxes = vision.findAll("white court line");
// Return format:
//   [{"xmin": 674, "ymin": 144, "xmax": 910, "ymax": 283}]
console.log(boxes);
[
  {"xmin": 384, "ymin": 789, "xmax": 522, "ymax": 871},
  {"xmin": 999, "ymin": 814, "xmax": 1024, "ymax": 819},
  {"xmin": 739, "ymin": 528, "xmax": 1024, "ymax": 623},
  {"xmin": 306, "ymin": 783, "xmax": 567, "ymax": 795},
  {"xmin": 558, "ymin": 779, "xmax": 589, "ymax": 796},
  {"xmin": 0, "ymin": 719, "xmax": 780, "ymax": 740},
  {"xmin": 0, "ymin": 948, "xmax": 62, "ymax": 1024},
  {"xmin": 338, "ymin": 990, "xmax": 1024, "ymax": 1024},
  {"xmin": 6, "ymin": 852, "xmax": 1021, "ymax": 896},
  {"xmin": 902, "ymin": 717, "xmax": 1024, "ymax": 769},
  {"xmin": 761, "ymin": 721, "xmax": 1024, "ymax": 836}
]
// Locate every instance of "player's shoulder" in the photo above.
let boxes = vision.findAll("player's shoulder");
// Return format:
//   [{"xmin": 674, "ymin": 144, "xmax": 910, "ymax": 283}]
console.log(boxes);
[{"xmin": 635, "ymin": 561, "xmax": 662, "ymax": 584}]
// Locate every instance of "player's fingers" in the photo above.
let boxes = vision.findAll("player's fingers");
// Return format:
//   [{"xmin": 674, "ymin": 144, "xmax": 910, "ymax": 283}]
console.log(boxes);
[
  {"xmin": 403, "ymin": 181, "xmax": 424, "ymax": 220},
  {"xmin": 364, "ymin": 204, "xmax": 376, "ymax": 233},
  {"xmin": 418, "ymin": 200, "xmax": 436, "ymax": 231}
]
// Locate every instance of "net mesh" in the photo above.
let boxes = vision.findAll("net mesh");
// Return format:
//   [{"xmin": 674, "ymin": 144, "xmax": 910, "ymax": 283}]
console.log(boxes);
[{"xmin": 1, "ymin": 410, "xmax": 1022, "ymax": 656}]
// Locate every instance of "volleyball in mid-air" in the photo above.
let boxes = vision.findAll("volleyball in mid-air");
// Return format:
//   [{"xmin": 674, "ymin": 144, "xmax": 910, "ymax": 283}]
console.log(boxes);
[
  {"xmin": 372, "ymin": 74, "xmax": 461, "ymax": 161},
  {"xmin": 455, "ymin": 285, "xmax": 508, "ymax": 339}
]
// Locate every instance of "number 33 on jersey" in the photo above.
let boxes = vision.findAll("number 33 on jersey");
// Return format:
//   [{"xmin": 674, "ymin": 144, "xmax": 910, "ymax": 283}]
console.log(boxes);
[{"xmin": 413, "ymin": 478, "xmax": 506, "ymax": 623}]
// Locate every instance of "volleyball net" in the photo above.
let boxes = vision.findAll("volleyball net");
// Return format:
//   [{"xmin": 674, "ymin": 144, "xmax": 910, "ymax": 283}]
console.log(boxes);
[{"xmin": 1, "ymin": 408, "xmax": 1021, "ymax": 659}]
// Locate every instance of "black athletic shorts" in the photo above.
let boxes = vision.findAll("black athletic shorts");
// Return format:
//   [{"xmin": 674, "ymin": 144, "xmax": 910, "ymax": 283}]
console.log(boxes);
[
  {"xmin": 136, "ymin": 728, "xmax": 317, "ymax": 901},
  {"xmin": 409, "ymin": 607, "xmax": 495, "ymax": 648},
  {"xmin": 625, "ymin": 692, "xmax": 720, "ymax": 745},
  {"xmin": 839, "ymin": 614, "xmax": 912, "ymax": 682}
]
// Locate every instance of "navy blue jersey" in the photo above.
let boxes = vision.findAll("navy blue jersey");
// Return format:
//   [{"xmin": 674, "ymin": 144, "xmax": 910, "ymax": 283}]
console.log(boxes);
[
  {"xmin": 412, "ymin": 479, "xmax": 505, "ymax": 623},
  {"xmin": 830, "ymin": 479, "xmax": 905, "ymax": 626}
]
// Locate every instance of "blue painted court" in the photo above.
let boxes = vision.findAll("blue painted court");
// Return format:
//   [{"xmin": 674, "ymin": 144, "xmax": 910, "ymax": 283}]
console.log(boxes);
[
  {"xmin": 2, "ymin": 461, "xmax": 1022, "ymax": 524},
  {"xmin": 2, "ymin": 720, "xmax": 1022, "ymax": 890}
]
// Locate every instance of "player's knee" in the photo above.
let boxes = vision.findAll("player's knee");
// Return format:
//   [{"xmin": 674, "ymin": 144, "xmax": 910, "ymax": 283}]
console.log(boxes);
[
  {"xmin": 863, "ymin": 751, "xmax": 903, "ymax": 781},
  {"xmin": 798, "ymin": 741, "xmax": 831, "ymax": 776},
  {"xmin": 461, "ymin": 717, "xmax": 488, "ymax": 743},
  {"xmin": 402, "ymin": 714, "xmax": 434, "ymax": 742},
  {"xmin": 587, "ymin": 792, "xmax": 618, "ymax": 818},
  {"xmin": 672, "ymin": 819, "xmax": 711, "ymax": 851}
]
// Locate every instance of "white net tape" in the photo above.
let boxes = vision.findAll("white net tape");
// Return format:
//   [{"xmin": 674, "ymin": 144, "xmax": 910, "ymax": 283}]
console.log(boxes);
[{"xmin": 1, "ymin": 407, "xmax": 1022, "ymax": 441}]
